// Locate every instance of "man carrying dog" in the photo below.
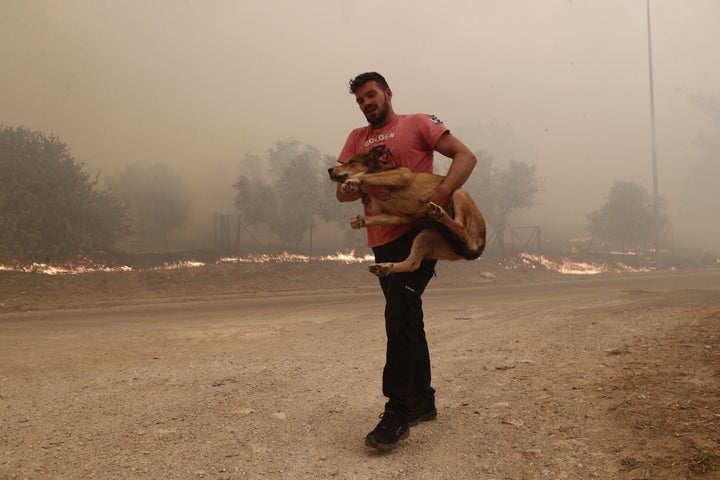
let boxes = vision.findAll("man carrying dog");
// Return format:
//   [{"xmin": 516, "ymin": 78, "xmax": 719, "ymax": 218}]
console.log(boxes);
[{"xmin": 334, "ymin": 72, "xmax": 477, "ymax": 450}]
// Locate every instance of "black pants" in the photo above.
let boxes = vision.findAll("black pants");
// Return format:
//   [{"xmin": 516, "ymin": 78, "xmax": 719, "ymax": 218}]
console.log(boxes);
[{"xmin": 372, "ymin": 227, "xmax": 437, "ymax": 418}]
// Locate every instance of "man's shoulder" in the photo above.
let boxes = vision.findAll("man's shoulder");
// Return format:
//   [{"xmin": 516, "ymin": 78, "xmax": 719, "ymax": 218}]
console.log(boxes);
[
  {"xmin": 348, "ymin": 124, "xmax": 372, "ymax": 135},
  {"xmin": 403, "ymin": 113, "xmax": 444, "ymax": 125}
]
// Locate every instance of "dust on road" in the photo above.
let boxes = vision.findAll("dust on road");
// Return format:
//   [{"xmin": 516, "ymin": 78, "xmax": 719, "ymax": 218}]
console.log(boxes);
[{"xmin": 1, "ymin": 265, "xmax": 719, "ymax": 479}]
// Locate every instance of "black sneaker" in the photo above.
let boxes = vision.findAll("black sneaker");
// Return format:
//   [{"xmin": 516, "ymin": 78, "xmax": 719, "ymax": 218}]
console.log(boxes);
[
  {"xmin": 408, "ymin": 404, "xmax": 437, "ymax": 426},
  {"xmin": 365, "ymin": 410, "xmax": 409, "ymax": 451}
]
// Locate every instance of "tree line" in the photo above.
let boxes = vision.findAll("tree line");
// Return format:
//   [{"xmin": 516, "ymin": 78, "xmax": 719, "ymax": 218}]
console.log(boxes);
[{"xmin": 2, "ymin": 123, "xmax": 688, "ymax": 263}]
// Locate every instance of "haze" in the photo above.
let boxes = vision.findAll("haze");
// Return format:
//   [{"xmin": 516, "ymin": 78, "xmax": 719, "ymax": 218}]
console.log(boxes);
[{"xmin": 1, "ymin": 1, "xmax": 718, "ymax": 253}]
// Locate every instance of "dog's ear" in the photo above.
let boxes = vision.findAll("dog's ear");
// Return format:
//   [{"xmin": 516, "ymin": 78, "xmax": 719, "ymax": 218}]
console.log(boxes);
[
  {"xmin": 367, "ymin": 145, "xmax": 387, "ymax": 161},
  {"xmin": 367, "ymin": 155, "xmax": 398, "ymax": 173},
  {"xmin": 366, "ymin": 145, "xmax": 397, "ymax": 171}
]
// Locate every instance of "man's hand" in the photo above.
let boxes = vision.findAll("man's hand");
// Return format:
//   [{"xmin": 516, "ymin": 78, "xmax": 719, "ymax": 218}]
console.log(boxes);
[
  {"xmin": 361, "ymin": 185, "xmax": 392, "ymax": 201},
  {"xmin": 419, "ymin": 184, "xmax": 451, "ymax": 208}
]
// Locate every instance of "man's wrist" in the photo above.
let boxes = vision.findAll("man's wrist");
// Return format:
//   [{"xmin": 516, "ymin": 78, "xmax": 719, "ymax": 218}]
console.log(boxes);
[{"xmin": 436, "ymin": 183, "xmax": 453, "ymax": 196}]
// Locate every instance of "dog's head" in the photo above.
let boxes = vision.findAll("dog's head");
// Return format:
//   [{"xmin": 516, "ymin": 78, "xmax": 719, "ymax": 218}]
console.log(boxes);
[{"xmin": 327, "ymin": 146, "xmax": 395, "ymax": 183}]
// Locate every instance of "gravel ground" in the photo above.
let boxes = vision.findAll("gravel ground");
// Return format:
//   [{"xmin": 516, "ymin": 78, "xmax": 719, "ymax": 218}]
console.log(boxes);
[{"xmin": 1, "ymin": 260, "xmax": 719, "ymax": 479}]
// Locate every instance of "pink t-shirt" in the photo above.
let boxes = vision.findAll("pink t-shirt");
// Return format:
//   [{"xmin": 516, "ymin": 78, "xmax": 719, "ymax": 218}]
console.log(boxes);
[{"xmin": 338, "ymin": 113, "xmax": 449, "ymax": 248}]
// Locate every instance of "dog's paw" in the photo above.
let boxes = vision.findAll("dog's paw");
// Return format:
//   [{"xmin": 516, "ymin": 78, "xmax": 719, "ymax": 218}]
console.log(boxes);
[
  {"xmin": 341, "ymin": 179, "xmax": 361, "ymax": 195},
  {"xmin": 426, "ymin": 202, "xmax": 445, "ymax": 220},
  {"xmin": 369, "ymin": 263, "xmax": 392, "ymax": 277},
  {"xmin": 349, "ymin": 215, "xmax": 366, "ymax": 229}
]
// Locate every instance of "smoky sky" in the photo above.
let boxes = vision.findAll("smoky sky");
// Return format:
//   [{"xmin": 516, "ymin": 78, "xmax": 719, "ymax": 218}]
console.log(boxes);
[{"xmin": 1, "ymin": 1, "xmax": 718, "ymax": 250}]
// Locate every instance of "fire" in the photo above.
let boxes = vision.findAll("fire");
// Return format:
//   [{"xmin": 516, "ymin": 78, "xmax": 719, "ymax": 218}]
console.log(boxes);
[
  {"xmin": 0, "ymin": 251, "xmax": 374, "ymax": 275},
  {"xmin": 1, "ymin": 251, "xmax": 660, "ymax": 276},
  {"xmin": 319, "ymin": 251, "xmax": 375, "ymax": 263},
  {"xmin": 218, "ymin": 250, "xmax": 373, "ymax": 264},
  {"xmin": 519, "ymin": 253, "xmax": 653, "ymax": 275},
  {"xmin": 0, "ymin": 262, "xmax": 134, "ymax": 275},
  {"xmin": 150, "ymin": 261, "xmax": 205, "ymax": 270}
]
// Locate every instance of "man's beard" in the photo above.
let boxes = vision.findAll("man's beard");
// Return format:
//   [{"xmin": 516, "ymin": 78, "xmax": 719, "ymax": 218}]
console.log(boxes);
[{"xmin": 365, "ymin": 101, "xmax": 389, "ymax": 126}]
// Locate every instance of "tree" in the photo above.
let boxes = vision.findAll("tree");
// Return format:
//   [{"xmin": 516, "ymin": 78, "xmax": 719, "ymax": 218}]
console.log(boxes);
[
  {"xmin": 587, "ymin": 181, "xmax": 668, "ymax": 252},
  {"xmin": 107, "ymin": 163, "xmax": 191, "ymax": 249},
  {"xmin": 0, "ymin": 126, "xmax": 130, "ymax": 262},
  {"xmin": 234, "ymin": 153, "xmax": 269, "ymax": 227},
  {"xmin": 234, "ymin": 139, "xmax": 336, "ymax": 252},
  {"xmin": 463, "ymin": 151, "xmax": 541, "ymax": 255}
]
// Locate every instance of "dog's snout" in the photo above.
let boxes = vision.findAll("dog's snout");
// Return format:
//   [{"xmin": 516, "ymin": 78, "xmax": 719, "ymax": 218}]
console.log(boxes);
[{"xmin": 327, "ymin": 165, "xmax": 348, "ymax": 183}]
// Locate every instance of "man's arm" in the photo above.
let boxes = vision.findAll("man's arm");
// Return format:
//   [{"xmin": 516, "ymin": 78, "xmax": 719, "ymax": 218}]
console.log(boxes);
[{"xmin": 420, "ymin": 133, "xmax": 477, "ymax": 206}]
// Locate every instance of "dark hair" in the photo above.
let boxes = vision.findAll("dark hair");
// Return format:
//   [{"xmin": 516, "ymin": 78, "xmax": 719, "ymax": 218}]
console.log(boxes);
[{"xmin": 349, "ymin": 72, "xmax": 389, "ymax": 94}]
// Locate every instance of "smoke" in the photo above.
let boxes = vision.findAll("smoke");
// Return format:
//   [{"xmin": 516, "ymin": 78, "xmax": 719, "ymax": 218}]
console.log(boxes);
[{"xmin": 1, "ymin": 0, "xmax": 718, "ymax": 253}]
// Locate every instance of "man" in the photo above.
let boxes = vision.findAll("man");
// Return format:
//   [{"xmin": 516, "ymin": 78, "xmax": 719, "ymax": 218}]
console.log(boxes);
[{"xmin": 335, "ymin": 72, "xmax": 477, "ymax": 450}]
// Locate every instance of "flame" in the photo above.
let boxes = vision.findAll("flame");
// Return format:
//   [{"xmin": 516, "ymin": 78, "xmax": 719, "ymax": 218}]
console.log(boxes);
[
  {"xmin": 218, "ymin": 250, "xmax": 373, "ymax": 264},
  {"xmin": 150, "ymin": 261, "xmax": 205, "ymax": 270},
  {"xmin": 319, "ymin": 251, "xmax": 375, "ymax": 263},
  {"xmin": 1, "ymin": 251, "xmax": 663, "ymax": 277},
  {"xmin": 0, "ymin": 262, "xmax": 134, "ymax": 275},
  {"xmin": 519, "ymin": 253, "xmax": 653, "ymax": 275},
  {"xmin": 0, "ymin": 251, "xmax": 374, "ymax": 275}
]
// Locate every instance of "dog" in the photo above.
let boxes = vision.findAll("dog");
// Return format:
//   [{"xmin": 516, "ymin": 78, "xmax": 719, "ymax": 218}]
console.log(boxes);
[{"xmin": 328, "ymin": 148, "xmax": 486, "ymax": 277}]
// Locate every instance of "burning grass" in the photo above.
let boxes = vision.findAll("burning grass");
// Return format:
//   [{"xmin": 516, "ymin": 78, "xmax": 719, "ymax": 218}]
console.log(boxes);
[
  {"xmin": 518, "ymin": 253, "xmax": 654, "ymax": 275},
  {"xmin": 0, "ymin": 251, "xmax": 375, "ymax": 276},
  {"xmin": 0, "ymin": 250, "xmax": 709, "ymax": 314},
  {"xmin": 0, "ymin": 250, "xmax": 664, "ymax": 277}
]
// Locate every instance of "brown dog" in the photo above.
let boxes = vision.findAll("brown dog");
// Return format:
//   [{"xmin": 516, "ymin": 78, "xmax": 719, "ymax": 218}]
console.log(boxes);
[{"xmin": 328, "ymin": 150, "xmax": 486, "ymax": 276}]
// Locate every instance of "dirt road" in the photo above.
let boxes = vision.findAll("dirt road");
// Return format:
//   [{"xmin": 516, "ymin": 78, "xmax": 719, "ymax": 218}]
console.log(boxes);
[{"xmin": 1, "ymin": 267, "xmax": 719, "ymax": 479}]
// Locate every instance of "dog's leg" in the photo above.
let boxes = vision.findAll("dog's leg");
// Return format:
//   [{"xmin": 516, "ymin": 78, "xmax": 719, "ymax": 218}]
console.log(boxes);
[
  {"xmin": 341, "ymin": 177, "xmax": 362, "ymax": 196},
  {"xmin": 368, "ymin": 263, "xmax": 394, "ymax": 277},
  {"xmin": 426, "ymin": 201, "xmax": 467, "ymax": 239},
  {"xmin": 425, "ymin": 192, "xmax": 486, "ymax": 259},
  {"xmin": 355, "ymin": 169, "xmax": 414, "ymax": 188},
  {"xmin": 368, "ymin": 230, "xmax": 449, "ymax": 277},
  {"xmin": 350, "ymin": 213, "xmax": 411, "ymax": 230},
  {"xmin": 449, "ymin": 191, "xmax": 486, "ymax": 259},
  {"xmin": 349, "ymin": 215, "xmax": 366, "ymax": 229},
  {"xmin": 341, "ymin": 169, "xmax": 415, "ymax": 196}
]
